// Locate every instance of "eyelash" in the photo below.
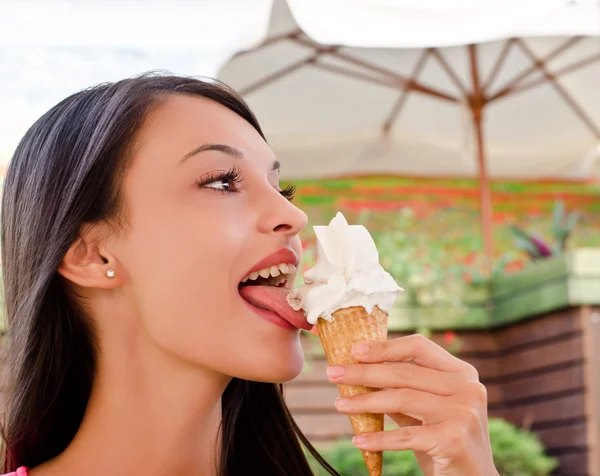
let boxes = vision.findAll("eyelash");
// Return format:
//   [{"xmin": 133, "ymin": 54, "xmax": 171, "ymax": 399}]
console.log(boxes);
[
  {"xmin": 195, "ymin": 167, "xmax": 296, "ymax": 202},
  {"xmin": 195, "ymin": 167, "xmax": 243, "ymax": 193}
]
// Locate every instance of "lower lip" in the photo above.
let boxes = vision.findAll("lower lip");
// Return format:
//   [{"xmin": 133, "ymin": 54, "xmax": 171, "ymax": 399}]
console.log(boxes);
[{"xmin": 240, "ymin": 296, "xmax": 297, "ymax": 330}]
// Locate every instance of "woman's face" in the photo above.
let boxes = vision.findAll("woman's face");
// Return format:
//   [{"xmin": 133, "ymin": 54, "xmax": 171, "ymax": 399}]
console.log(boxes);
[{"xmin": 107, "ymin": 94, "xmax": 309, "ymax": 383}]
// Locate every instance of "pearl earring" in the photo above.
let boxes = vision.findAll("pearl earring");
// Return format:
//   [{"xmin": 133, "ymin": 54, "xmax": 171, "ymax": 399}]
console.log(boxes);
[{"xmin": 106, "ymin": 269, "xmax": 115, "ymax": 278}]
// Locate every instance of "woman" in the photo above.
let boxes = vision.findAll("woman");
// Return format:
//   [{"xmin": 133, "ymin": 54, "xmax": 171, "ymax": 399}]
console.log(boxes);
[{"xmin": 0, "ymin": 74, "xmax": 497, "ymax": 475}]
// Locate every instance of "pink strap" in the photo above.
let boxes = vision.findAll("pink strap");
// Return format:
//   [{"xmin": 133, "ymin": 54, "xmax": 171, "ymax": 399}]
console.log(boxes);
[{"xmin": 2, "ymin": 468, "xmax": 27, "ymax": 476}]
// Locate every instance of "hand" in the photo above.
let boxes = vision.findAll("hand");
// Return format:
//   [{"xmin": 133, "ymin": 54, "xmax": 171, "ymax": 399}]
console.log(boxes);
[{"xmin": 326, "ymin": 334, "xmax": 498, "ymax": 476}]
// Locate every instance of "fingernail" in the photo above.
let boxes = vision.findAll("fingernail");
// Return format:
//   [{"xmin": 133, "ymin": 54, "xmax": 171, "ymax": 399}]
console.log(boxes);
[
  {"xmin": 335, "ymin": 397, "xmax": 348, "ymax": 408},
  {"xmin": 352, "ymin": 343, "xmax": 369, "ymax": 356},
  {"xmin": 353, "ymin": 435, "xmax": 367, "ymax": 446},
  {"xmin": 327, "ymin": 365, "xmax": 346, "ymax": 379}
]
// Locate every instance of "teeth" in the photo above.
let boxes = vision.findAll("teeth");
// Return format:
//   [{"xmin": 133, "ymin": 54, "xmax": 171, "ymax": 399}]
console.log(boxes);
[
  {"xmin": 279, "ymin": 263, "xmax": 289, "ymax": 274},
  {"xmin": 241, "ymin": 262, "xmax": 297, "ymax": 284}
]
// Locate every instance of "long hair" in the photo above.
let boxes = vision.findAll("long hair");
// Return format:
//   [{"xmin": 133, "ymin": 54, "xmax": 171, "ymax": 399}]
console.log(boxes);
[{"xmin": 0, "ymin": 73, "xmax": 338, "ymax": 475}]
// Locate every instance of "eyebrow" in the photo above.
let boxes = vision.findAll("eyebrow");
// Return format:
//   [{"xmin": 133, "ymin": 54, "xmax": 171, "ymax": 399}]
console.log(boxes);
[
  {"xmin": 179, "ymin": 144, "xmax": 245, "ymax": 163},
  {"xmin": 180, "ymin": 143, "xmax": 281, "ymax": 172}
]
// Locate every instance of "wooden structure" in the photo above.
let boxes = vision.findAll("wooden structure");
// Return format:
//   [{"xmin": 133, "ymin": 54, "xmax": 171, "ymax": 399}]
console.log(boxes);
[{"xmin": 286, "ymin": 249, "xmax": 600, "ymax": 475}]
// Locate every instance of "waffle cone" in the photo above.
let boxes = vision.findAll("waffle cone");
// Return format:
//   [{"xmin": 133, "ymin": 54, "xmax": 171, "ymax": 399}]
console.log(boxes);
[{"xmin": 316, "ymin": 305, "xmax": 388, "ymax": 476}]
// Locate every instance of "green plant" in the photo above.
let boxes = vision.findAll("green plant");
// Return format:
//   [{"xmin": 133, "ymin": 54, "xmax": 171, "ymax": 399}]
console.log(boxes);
[
  {"xmin": 306, "ymin": 439, "xmax": 422, "ymax": 476},
  {"xmin": 305, "ymin": 418, "xmax": 557, "ymax": 475},
  {"xmin": 464, "ymin": 252, "xmax": 513, "ymax": 284},
  {"xmin": 489, "ymin": 418, "xmax": 558, "ymax": 475},
  {"xmin": 509, "ymin": 200, "xmax": 579, "ymax": 261},
  {"xmin": 372, "ymin": 209, "xmax": 466, "ymax": 309}
]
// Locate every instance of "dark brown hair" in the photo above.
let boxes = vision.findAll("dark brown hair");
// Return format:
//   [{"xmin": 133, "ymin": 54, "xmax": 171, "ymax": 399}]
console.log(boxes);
[{"xmin": 1, "ymin": 73, "xmax": 338, "ymax": 475}]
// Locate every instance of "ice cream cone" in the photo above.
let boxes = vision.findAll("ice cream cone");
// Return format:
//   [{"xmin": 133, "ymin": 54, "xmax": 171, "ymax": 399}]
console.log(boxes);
[{"xmin": 316, "ymin": 305, "xmax": 388, "ymax": 476}]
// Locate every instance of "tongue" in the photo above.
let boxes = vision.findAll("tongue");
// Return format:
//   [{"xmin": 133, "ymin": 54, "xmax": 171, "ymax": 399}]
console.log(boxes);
[{"xmin": 239, "ymin": 286, "xmax": 312, "ymax": 330}]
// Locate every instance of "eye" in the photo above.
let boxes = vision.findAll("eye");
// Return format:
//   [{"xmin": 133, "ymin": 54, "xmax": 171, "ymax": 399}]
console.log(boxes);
[{"xmin": 196, "ymin": 167, "xmax": 242, "ymax": 194}]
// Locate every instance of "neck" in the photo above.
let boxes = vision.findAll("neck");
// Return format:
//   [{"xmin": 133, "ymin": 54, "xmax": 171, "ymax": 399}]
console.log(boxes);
[{"xmin": 34, "ymin": 330, "xmax": 231, "ymax": 476}]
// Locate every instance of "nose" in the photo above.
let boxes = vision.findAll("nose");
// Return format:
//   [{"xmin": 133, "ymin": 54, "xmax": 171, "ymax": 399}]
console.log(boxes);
[{"xmin": 257, "ymin": 186, "xmax": 308, "ymax": 237}]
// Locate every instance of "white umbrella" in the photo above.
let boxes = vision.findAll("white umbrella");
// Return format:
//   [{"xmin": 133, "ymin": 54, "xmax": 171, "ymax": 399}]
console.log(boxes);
[{"xmin": 218, "ymin": 0, "xmax": 600, "ymax": 266}]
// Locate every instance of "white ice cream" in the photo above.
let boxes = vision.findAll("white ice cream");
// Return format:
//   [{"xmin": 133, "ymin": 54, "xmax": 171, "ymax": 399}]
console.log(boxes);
[{"xmin": 287, "ymin": 212, "xmax": 402, "ymax": 325}]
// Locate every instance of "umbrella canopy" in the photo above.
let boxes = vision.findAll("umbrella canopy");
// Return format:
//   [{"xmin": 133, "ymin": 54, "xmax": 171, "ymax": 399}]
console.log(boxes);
[
  {"xmin": 219, "ymin": 0, "xmax": 600, "ymax": 181},
  {"xmin": 217, "ymin": 0, "xmax": 600, "ymax": 264}
]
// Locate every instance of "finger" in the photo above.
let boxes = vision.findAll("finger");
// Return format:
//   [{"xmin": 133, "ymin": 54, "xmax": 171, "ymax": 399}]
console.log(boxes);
[
  {"xmin": 351, "ymin": 424, "xmax": 443, "ymax": 453},
  {"xmin": 352, "ymin": 334, "xmax": 477, "ymax": 377},
  {"xmin": 335, "ymin": 389, "xmax": 452, "ymax": 424},
  {"xmin": 327, "ymin": 362, "xmax": 463, "ymax": 395}
]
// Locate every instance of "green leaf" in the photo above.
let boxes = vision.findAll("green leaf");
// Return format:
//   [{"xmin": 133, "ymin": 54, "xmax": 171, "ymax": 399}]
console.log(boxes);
[
  {"xmin": 553, "ymin": 199, "xmax": 565, "ymax": 238},
  {"xmin": 566, "ymin": 211, "xmax": 580, "ymax": 233},
  {"xmin": 308, "ymin": 418, "xmax": 557, "ymax": 476},
  {"xmin": 492, "ymin": 253, "xmax": 510, "ymax": 277},
  {"xmin": 513, "ymin": 236, "xmax": 542, "ymax": 260},
  {"xmin": 552, "ymin": 242, "xmax": 563, "ymax": 255},
  {"xmin": 508, "ymin": 224, "xmax": 533, "ymax": 242}
]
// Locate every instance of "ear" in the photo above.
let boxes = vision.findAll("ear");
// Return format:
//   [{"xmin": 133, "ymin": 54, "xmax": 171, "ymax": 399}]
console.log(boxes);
[{"xmin": 58, "ymin": 228, "xmax": 123, "ymax": 289}]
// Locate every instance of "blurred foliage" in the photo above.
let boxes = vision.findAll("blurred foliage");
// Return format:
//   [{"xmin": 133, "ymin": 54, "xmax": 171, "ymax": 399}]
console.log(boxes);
[
  {"xmin": 292, "ymin": 176, "xmax": 600, "ymax": 273},
  {"xmin": 509, "ymin": 199, "xmax": 579, "ymax": 261},
  {"xmin": 290, "ymin": 177, "xmax": 599, "ymax": 309},
  {"xmin": 306, "ymin": 438, "xmax": 421, "ymax": 476},
  {"xmin": 489, "ymin": 418, "xmax": 558, "ymax": 476},
  {"xmin": 305, "ymin": 418, "xmax": 557, "ymax": 476}
]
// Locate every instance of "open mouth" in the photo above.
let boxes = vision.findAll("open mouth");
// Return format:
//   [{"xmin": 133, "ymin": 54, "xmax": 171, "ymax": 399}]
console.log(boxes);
[
  {"xmin": 237, "ymin": 262, "xmax": 310, "ymax": 330},
  {"xmin": 239, "ymin": 263, "xmax": 298, "ymax": 291}
]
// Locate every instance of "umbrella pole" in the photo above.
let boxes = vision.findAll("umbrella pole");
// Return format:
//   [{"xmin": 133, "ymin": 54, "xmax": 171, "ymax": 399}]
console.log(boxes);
[
  {"xmin": 469, "ymin": 44, "xmax": 494, "ymax": 273},
  {"xmin": 473, "ymin": 108, "xmax": 494, "ymax": 274}
]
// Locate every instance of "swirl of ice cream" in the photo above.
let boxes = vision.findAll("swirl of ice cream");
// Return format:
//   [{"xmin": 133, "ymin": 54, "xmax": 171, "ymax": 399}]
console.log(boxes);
[{"xmin": 287, "ymin": 212, "xmax": 402, "ymax": 325}]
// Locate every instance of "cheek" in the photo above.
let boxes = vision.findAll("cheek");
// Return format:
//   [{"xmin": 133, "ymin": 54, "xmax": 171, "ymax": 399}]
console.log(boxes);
[{"xmin": 125, "ymin": 206, "xmax": 245, "ymax": 336}]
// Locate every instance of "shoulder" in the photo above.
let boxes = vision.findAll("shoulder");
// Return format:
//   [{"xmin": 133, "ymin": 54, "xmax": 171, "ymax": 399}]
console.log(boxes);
[{"xmin": 2, "ymin": 468, "xmax": 28, "ymax": 476}]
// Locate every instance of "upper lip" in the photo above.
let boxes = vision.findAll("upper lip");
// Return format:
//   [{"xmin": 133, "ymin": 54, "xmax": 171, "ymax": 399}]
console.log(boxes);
[{"xmin": 242, "ymin": 248, "xmax": 299, "ymax": 282}]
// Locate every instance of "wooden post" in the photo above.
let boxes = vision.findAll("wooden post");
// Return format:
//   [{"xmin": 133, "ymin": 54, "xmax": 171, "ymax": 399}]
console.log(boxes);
[
  {"xmin": 469, "ymin": 44, "xmax": 494, "ymax": 272},
  {"xmin": 581, "ymin": 305, "xmax": 600, "ymax": 476}
]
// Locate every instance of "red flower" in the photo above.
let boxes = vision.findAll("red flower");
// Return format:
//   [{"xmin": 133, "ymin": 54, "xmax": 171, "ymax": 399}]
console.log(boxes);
[
  {"xmin": 443, "ymin": 331, "xmax": 456, "ymax": 346},
  {"xmin": 463, "ymin": 252, "xmax": 477, "ymax": 265},
  {"xmin": 505, "ymin": 260, "xmax": 525, "ymax": 272},
  {"xmin": 310, "ymin": 326, "xmax": 318, "ymax": 336}
]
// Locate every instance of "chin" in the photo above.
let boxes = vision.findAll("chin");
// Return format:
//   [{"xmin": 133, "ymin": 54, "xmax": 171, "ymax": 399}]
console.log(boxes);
[{"xmin": 244, "ymin": 346, "xmax": 306, "ymax": 384}]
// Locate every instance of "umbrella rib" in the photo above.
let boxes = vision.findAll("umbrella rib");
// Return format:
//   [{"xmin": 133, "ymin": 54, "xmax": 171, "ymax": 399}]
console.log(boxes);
[
  {"xmin": 311, "ymin": 60, "xmax": 456, "ymax": 104},
  {"xmin": 333, "ymin": 50, "xmax": 458, "ymax": 102},
  {"xmin": 238, "ymin": 51, "xmax": 327, "ymax": 96},
  {"xmin": 290, "ymin": 36, "xmax": 458, "ymax": 102},
  {"xmin": 382, "ymin": 50, "xmax": 431, "ymax": 134},
  {"xmin": 482, "ymin": 39, "xmax": 516, "ymax": 92},
  {"xmin": 513, "ymin": 39, "xmax": 600, "ymax": 139},
  {"xmin": 310, "ymin": 62, "xmax": 400, "ymax": 89},
  {"xmin": 489, "ymin": 50, "xmax": 600, "ymax": 102},
  {"xmin": 430, "ymin": 48, "xmax": 468, "ymax": 97},
  {"xmin": 489, "ymin": 37, "xmax": 583, "ymax": 100}
]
